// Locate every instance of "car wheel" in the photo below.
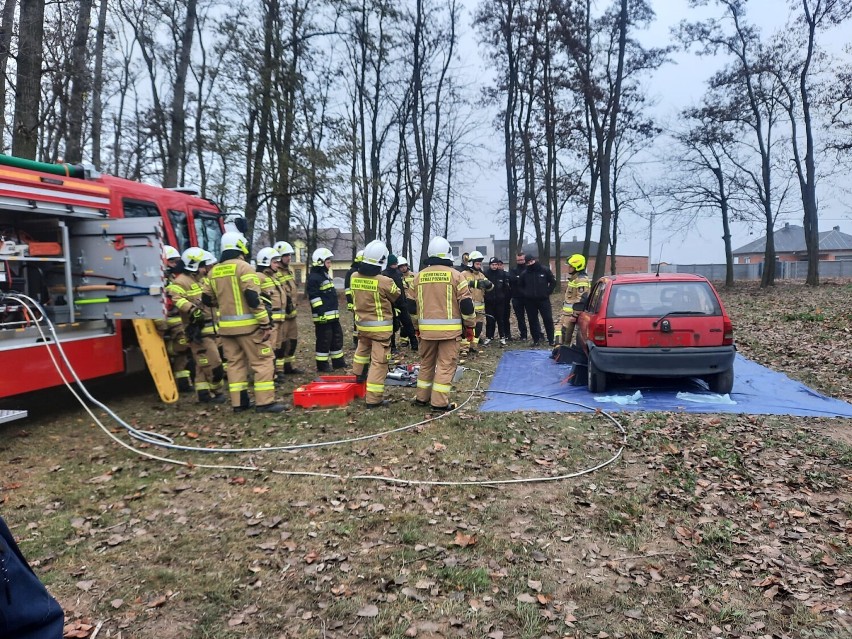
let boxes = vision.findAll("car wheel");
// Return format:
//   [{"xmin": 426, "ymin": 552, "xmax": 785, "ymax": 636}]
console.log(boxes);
[
  {"xmin": 707, "ymin": 368, "xmax": 734, "ymax": 394},
  {"xmin": 587, "ymin": 359, "xmax": 607, "ymax": 393}
]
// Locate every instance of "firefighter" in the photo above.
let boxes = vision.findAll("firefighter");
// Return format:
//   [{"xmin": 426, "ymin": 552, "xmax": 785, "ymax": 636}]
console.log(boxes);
[
  {"xmin": 171, "ymin": 247, "xmax": 226, "ymax": 403},
  {"xmin": 560, "ymin": 253, "xmax": 591, "ymax": 346},
  {"xmin": 272, "ymin": 241, "xmax": 303, "ymax": 376},
  {"xmin": 161, "ymin": 245, "xmax": 192, "ymax": 392},
  {"xmin": 350, "ymin": 240, "xmax": 401, "ymax": 407},
  {"xmin": 256, "ymin": 247, "xmax": 289, "ymax": 385},
  {"xmin": 307, "ymin": 247, "xmax": 346, "ymax": 372},
  {"xmin": 412, "ymin": 236, "xmax": 476, "ymax": 411},
  {"xmin": 202, "ymin": 232, "xmax": 285, "ymax": 413},
  {"xmin": 382, "ymin": 254, "xmax": 418, "ymax": 353},
  {"xmin": 461, "ymin": 250, "xmax": 493, "ymax": 354},
  {"xmin": 344, "ymin": 250, "xmax": 364, "ymax": 348},
  {"xmin": 397, "ymin": 257, "xmax": 416, "ymax": 347}
]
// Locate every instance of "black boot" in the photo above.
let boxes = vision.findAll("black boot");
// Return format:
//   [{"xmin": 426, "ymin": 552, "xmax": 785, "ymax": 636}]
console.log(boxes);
[
  {"xmin": 176, "ymin": 377, "xmax": 193, "ymax": 393},
  {"xmin": 284, "ymin": 362, "xmax": 304, "ymax": 375},
  {"xmin": 256, "ymin": 402, "xmax": 288, "ymax": 413},
  {"xmin": 355, "ymin": 366, "xmax": 369, "ymax": 384},
  {"xmin": 198, "ymin": 390, "xmax": 227, "ymax": 403},
  {"xmin": 316, "ymin": 361, "xmax": 332, "ymax": 373},
  {"xmin": 233, "ymin": 389, "xmax": 252, "ymax": 412},
  {"xmin": 332, "ymin": 358, "xmax": 347, "ymax": 370}
]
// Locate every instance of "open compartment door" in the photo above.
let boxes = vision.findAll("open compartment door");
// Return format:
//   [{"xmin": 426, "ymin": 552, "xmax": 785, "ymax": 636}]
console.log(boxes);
[{"xmin": 69, "ymin": 218, "xmax": 166, "ymax": 320}]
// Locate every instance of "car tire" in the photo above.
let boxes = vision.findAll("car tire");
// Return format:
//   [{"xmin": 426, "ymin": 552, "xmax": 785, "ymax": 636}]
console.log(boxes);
[
  {"xmin": 587, "ymin": 359, "xmax": 607, "ymax": 393},
  {"xmin": 707, "ymin": 368, "xmax": 734, "ymax": 394}
]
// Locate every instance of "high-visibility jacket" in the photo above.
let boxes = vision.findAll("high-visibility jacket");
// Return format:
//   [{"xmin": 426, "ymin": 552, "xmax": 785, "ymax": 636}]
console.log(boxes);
[
  {"xmin": 413, "ymin": 265, "xmax": 476, "ymax": 340},
  {"xmin": 351, "ymin": 273, "xmax": 400, "ymax": 336},
  {"xmin": 562, "ymin": 271, "xmax": 591, "ymax": 314},
  {"xmin": 402, "ymin": 271, "xmax": 415, "ymax": 294},
  {"xmin": 463, "ymin": 267, "xmax": 493, "ymax": 315},
  {"xmin": 275, "ymin": 265, "xmax": 298, "ymax": 319},
  {"xmin": 204, "ymin": 258, "xmax": 269, "ymax": 336},
  {"xmin": 259, "ymin": 269, "xmax": 287, "ymax": 322},
  {"xmin": 307, "ymin": 266, "xmax": 340, "ymax": 323},
  {"xmin": 166, "ymin": 272, "xmax": 201, "ymax": 322}
]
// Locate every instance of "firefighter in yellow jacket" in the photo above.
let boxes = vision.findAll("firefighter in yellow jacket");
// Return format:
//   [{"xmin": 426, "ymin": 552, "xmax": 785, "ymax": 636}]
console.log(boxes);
[
  {"xmin": 202, "ymin": 232, "xmax": 285, "ymax": 413},
  {"xmin": 272, "ymin": 241, "xmax": 303, "ymax": 377},
  {"xmin": 160, "ymin": 245, "xmax": 192, "ymax": 391},
  {"xmin": 561, "ymin": 253, "xmax": 591, "ymax": 346},
  {"xmin": 461, "ymin": 250, "xmax": 493, "ymax": 355},
  {"xmin": 256, "ymin": 247, "xmax": 288, "ymax": 386},
  {"xmin": 350, "ymin": 240, "xmax": 401, "ymax": 407},
  {"xmin": 167, "ymin": 247, "xmax": 226, "ymax": 403},
  {"xmin": 412, "ymin": 237, "xmax": 477, "ymax": 411}
]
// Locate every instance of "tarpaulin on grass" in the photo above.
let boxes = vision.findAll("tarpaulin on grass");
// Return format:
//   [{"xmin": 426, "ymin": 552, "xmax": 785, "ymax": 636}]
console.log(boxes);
[{"xmin": 480, "ymin": 350, "xmax": 852, "ymax": 417}]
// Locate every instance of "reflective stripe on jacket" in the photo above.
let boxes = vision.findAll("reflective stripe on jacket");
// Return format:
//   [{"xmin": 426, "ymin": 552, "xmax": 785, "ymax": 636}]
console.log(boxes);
[
  {"xmin": 352, "ymin": 273, "xmax": 400, "ymax": 335},
  {"xmin": 413, "ymin": 266, "xmax": 475, "ymax": 340},
  {"xmin": 307, "ymin": 266, "xmax": 340, "ymax": 323},
  {"xmin": 562, "ymin": 272, "xmax": 591, "ymax": 313},
  {"xmin": 204, "ymin": 258, "xmax": 268, "ymax": 335}
]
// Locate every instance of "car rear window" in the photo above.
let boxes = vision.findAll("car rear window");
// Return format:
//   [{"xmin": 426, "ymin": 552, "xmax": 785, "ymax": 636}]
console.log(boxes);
[{"xmin": 607, "ymin": 281, "xmax": 721, "ymax": 318}]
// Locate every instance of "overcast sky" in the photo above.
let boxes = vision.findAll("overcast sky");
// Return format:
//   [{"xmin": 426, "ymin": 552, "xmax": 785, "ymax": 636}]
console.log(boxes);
[{"xmin": 453, "ymin": 0, "xmax": 851, "ymax": 265}]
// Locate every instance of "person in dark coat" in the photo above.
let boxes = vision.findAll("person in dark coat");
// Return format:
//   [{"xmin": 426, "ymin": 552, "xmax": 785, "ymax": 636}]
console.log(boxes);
[
  {"xmin": 507, "ymin": 252, "xmax": 528, "ymax": 340},
  {"xmin": 382, "ymin": 254, "xmax": 418, "ymax": 352},
  {"xmin": 484, "ymin": 257, "xmax": 511, "ymax": 345},
  {"xmin": 518, "ymin": 254, "xmax": 557, "ymax": 346},
  {"xmin": 0, "ymin": 515, "xmax": 64, "ymax": 639}
]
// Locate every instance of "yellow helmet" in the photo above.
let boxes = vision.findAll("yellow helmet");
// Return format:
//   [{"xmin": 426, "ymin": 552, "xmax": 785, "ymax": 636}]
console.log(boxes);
[{"xmin": 567, "ymin": 254, "xmax": 586, "ymax": 271}]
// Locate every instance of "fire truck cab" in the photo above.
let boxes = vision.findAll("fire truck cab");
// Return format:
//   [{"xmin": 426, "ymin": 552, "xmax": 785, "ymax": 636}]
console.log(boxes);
[{"xmin": 0, "ymin": 154, "xmax": 224, "ymax": 412}]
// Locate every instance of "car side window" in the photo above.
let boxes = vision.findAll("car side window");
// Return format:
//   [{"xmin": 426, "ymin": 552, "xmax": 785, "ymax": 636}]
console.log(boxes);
[{"xmin": 587, "ymin": 281, "xmax": 606, "ymax": 313}]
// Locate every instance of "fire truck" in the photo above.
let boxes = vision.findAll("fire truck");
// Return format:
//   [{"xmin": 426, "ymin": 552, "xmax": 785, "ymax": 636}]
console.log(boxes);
[{"xmin": 0, "ymin": 154, "xmax": 225, "ymax": 422}]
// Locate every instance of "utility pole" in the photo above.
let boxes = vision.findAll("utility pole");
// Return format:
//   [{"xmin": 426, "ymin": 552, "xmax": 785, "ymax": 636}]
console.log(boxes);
[{"xmin": 647, "ymin": 209, "xmax": 654, "ymax": 273}]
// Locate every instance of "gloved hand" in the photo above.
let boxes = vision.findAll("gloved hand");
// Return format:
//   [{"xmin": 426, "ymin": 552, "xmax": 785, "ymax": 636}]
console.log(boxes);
[
  {"xmin": 471, "ymin": 280, "xmax": 480, "ymax": 289},
  {"xmin": 415, "ymin": 329, "xmax": 421, "ymax": 338},
  {"xmin": 347, "ymin": 302, "xmax": 354, "ymax": 311},
  {"xmin": 190, "ymin": 308, "xmax": 204, "ymax": 326},
  {"xmin": 465, "ymin": 326, "xmax": 475, "ymax": 342},
  {"xmin": 259, "ymin": 324, "xmax": 273, "ymax": 341}
]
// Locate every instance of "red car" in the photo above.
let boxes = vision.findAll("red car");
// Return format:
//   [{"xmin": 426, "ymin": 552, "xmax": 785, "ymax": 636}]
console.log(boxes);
[{"xmin": 575, "ymin": 273, "xmax": 735, "ymax": 394}]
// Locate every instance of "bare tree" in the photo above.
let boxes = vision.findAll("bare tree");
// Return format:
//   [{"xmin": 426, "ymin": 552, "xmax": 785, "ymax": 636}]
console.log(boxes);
[
  {"xmin": 65, "ymin": 0, "xmax": 93, "ymax": 163},
  {"xmin": 91, "ymin": 0, "xmax": 110, "ymax": 168},
  {"xmin": 0, "ymin": 0, "xmax": 17, "ymax": 152},
  {"xmin": 12, "ymin": 0, "xmax": 45, "ymax": 159}
]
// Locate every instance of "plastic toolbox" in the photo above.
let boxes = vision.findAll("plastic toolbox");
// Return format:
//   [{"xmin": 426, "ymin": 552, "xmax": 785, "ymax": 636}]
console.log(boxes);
[
  {"xmin": 318, "ymin": 375, "xmax": 366, "ymax": 397},
  {"xmin": 293, "ymin": 381, "xmax": 360, "ymax": 408}
]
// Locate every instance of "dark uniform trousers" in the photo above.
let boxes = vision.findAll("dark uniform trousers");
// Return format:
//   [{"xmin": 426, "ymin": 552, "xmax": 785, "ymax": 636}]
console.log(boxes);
[
  {"xmin": 314, "ymin": 319, "xmax": 345, "ymax": 371},
  {"xmin": 524, "ymin": 298, "xmax": 555, "ymax": 344},
  {"xmin": 416, "ymin": 339, "xmax": 460, "ymax": 408},
  {"xmin": 511, "ymin": 297, "xmax": 528, "ymax": 339},
  {"xmin": 223, "ymin": 330, "xmax": 276, "ymax": 407}
]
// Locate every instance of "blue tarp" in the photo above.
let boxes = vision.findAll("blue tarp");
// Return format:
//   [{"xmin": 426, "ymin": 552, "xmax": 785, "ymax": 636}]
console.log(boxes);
[{"xmin": 480, "ymin": 350, "xmax": 852, "ymax": 417}]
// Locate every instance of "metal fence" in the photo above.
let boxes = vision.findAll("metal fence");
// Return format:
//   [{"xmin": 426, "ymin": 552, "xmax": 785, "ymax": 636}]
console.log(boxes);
[{"xmin": 661, "ymin": 260, "xmax": 852, "ymax": 280}]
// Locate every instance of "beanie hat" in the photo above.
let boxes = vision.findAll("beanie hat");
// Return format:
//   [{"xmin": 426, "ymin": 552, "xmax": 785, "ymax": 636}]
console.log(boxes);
[
  {"xmin": 387, "ymin": 253, "xmax": 398, "ymax": 266},
  {"xmin": 524, "ymin": 254, "xmax": 536, "ymax": 263}
]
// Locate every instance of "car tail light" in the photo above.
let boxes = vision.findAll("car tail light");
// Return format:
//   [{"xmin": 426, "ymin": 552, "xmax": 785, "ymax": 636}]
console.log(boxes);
[
  {"xmin": 722, "ymin": 318, "xmax": 734, "ymax": 345},
  {"xmin": 592, "ymin": 317, "xmax": 607, "ymax": 346}
]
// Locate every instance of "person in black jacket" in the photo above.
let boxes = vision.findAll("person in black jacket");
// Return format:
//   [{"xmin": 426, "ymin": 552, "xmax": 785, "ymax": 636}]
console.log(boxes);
[
  {"xmin": 484, "ymin": 257, "xmax": 511, "ymax": 345},
  {"xmin": 382, "ymin": 254, "xmax": 418, "ymax": 352},
  {"xmin": 507, "ymin": 252, "xmax": 529, "ymax": 340},
  {"xmin": 307, "ymin": 248, "xmax": 346, "ymax": 371},
  {"xmin": 1, "ymin": 515, "xmax": 64, "ymax": 639},
  {"xmin": 518, "ymin": 254, "xmax": 557, "ymax": 346}
]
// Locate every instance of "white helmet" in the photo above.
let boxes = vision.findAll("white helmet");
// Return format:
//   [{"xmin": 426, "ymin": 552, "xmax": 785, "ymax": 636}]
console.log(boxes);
[
  {"xmin": 201, "ymin": 250, "xmax": 217, "ymax": 266},
  {"xmin": 427, "ymin": 236, "xmax": 452, "ymax": 259},
  {"xmin": 163, "ymin": 245, "xmax": 181, "ymax": 261},
  {"xmin": 181, "ymin": 247, "xmax": 206, "ymax": 272},
  {"xmin": 361, "ymin": 240, "xmax": 389, "ymax": 267},
  {"xmin": 468, "ymin": 250, "xmax": 485, "ymax": 263},
  {"xmin": 397, "ymin": 256, "xmax": 409, "ymax": 267},
  {"xmin": 312, "ymin": 247, "xmax": 333, "ymax": 266},
  {"xmin": 256, "ymin": 247, "xmax": 281, "ymax": 267},
  {"xmin": 273, "ymin": 240, "xmax": 294, "ymax": 255},
  {"xmin": 221, "ymin": 231, "xmax": 249, "ymax": 255}
]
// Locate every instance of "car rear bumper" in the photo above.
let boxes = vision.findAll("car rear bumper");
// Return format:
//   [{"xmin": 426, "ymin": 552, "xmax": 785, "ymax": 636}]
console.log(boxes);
[{"xmin": 588, "ymin": 344, "xmax": 736, "ymax": 377}]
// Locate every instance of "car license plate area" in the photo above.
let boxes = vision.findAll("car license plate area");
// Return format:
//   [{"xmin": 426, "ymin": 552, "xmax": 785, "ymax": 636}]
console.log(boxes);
[{"xmin": 638, "ymin": 331, "xmax": 691, "ymax": 347}]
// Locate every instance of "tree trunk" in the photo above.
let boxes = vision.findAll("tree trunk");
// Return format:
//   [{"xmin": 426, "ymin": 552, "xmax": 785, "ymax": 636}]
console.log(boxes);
[
  {"xmin": 12, "ymin": 0, "xmax": 46, "ymax": 159},
  {"xmin": 91, "ymin": 0, "xmax": 109, "ymax": 169},
  {"xmin": 163, "ymin": 0, "xmax": 198, "ymax": 187},
  {"xmin": 65, "ymin": 0, "xmax": 94, "ymax": 163},
  {"xmin": 760, "ymin": 221, "xmax": 776, "ymax": 288},
  {"xmin": 0, "ymin": 0, "xmax": 18, "ymax": 153}
]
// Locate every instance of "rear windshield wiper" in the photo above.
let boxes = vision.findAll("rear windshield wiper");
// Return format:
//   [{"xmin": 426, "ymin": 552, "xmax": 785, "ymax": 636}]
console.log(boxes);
[{"xmin": 652, "ymin": 310, "xmax": 700, "ymax": 327}]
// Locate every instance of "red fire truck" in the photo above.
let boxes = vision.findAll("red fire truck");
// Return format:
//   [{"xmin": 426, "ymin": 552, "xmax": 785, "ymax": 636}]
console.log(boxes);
[{"xmin": 0, "ymin": 154, "xmax": 225, "ymax": 420}]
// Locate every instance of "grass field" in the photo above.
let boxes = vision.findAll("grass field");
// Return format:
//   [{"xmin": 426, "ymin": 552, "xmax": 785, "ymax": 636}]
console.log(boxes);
[{"xmin": 1, "ymin": 281, "xmax": 851, "ymax": 639}]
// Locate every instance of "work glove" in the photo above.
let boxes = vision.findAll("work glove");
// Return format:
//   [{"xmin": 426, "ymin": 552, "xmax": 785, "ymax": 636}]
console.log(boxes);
[
  {"xmin": 347, "ymin": 302, "xmax": 354, "ymax": 311},
  {"xmin": 464, "ymin": 327, "xmax": 475, "ymax": 342},
  {"xmin": 415, "ymin": 329, "xmax": 421, "ymax": 338},
  {"xmin": 190, "ymin": 308, "xmax": 205, "ymax": 326}
]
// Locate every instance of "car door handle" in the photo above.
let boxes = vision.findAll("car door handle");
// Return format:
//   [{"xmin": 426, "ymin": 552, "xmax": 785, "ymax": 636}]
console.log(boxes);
[{"xmin": 607, "ymin": 329, "xmax": 622, "ymax": 334}]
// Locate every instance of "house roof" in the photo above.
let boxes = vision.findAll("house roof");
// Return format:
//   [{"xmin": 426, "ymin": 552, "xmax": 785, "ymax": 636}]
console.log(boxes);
[
  {"xmin": 292, "ymin": 227, "xmax": 365, "ymax": 259},
  {"xmin": 522, "ymin": 239, "xmax": 600, "ymax": 257},
  {"xmin": 732, "ymin": 223, "xmax": 852, "ymax": 254}
]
